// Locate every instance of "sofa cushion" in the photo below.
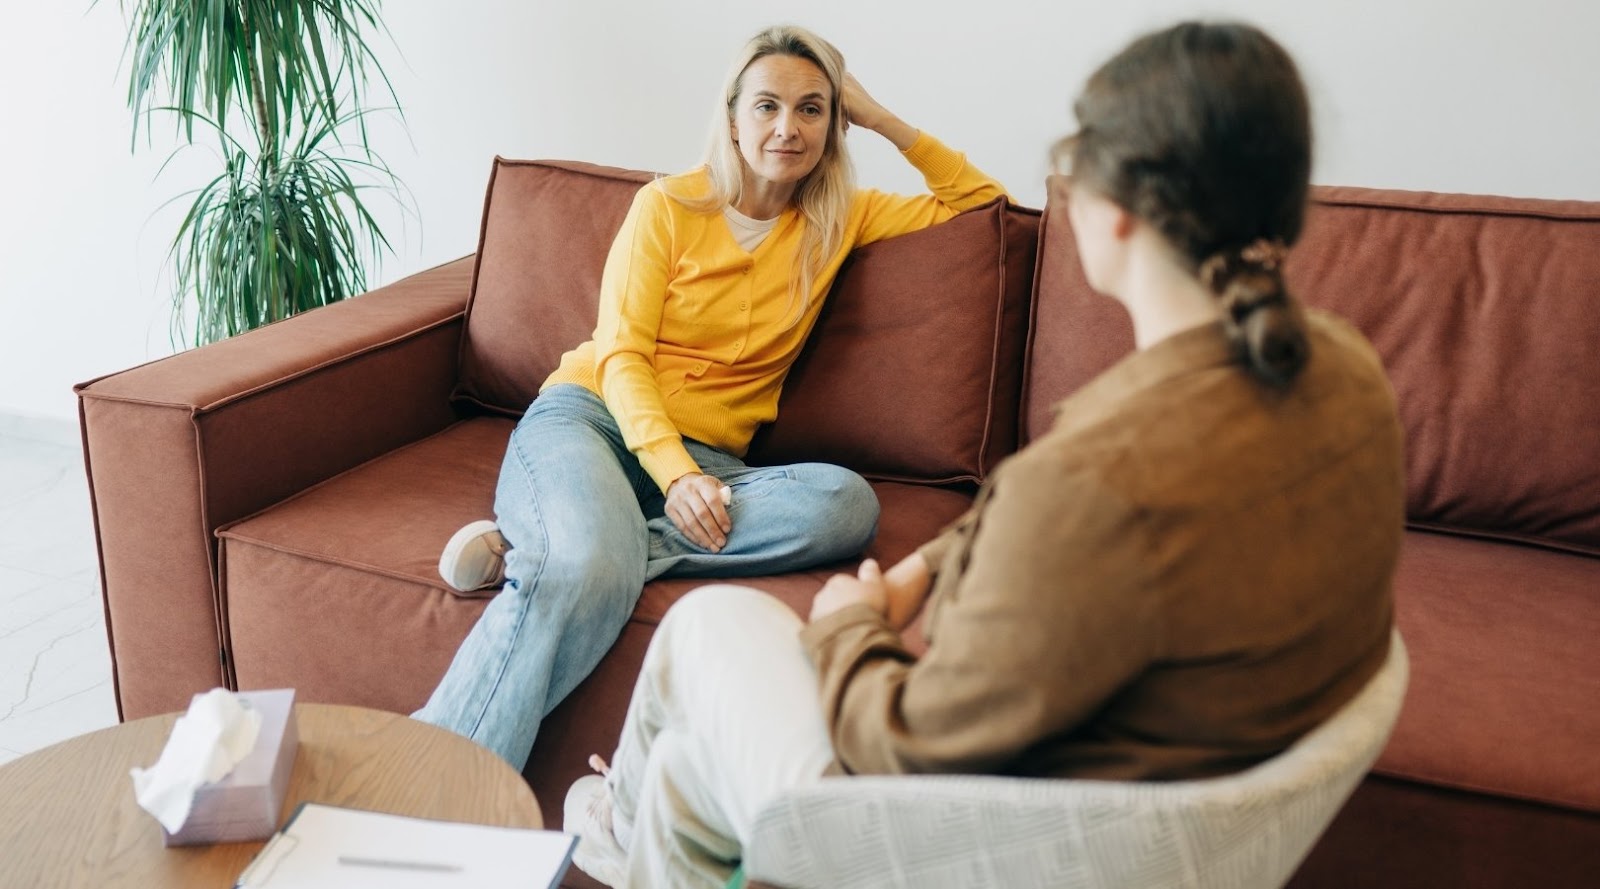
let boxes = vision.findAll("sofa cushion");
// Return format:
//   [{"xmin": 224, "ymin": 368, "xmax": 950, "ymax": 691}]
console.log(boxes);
[
  {"xmin": 746, "ymin": 199, "xmax": 1039, "ymax": 484},
  {"xmin": 1020, "ymin": 175, "xmax": 1123, "ymax": 445},
  {"xmin": 454, "ymin": 159, "xmax": 653, "ymax": 416},
  {"xmin": 215, "ymin": 416, "xmax": 971, "ymax": 715},
  {"xmin": 1292, "ymin": 776, "xmax": 1600, "ymax": 889},
  {"xmin": 1025, "ymin": 177, "xmax": 1600, "ymax": 555},
  {"xmin": 1377, "ymin": 531, "xmax": 1600, "ymax": 814}
]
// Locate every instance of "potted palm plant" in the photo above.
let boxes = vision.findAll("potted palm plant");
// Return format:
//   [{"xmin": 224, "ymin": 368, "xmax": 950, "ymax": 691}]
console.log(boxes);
[{"xmin": 120, "ymin": 0, "xmax": 407, "ymax": 345}]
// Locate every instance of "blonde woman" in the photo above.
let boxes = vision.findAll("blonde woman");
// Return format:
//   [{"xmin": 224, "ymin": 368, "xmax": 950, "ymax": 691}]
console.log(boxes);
[{"xmin": 413, "ymin": 25, "xmax": 1009, "ymax": 772}]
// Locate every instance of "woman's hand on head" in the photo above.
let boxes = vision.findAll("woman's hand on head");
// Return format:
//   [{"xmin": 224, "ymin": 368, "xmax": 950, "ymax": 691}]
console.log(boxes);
[
  {"xmin": 841, "ymin": 73, "xmax": 887, "ymax": 131},
  {"xmin": 841, "ymin": 73, "xmax": 919, "ymax": 150},
  {"xmin": 810, "ymin": 558, "xmax": 889, "ymax": 623},
  {"xmin": 666, "ymin": 472, "xmax": 733, "ymax": 553}
]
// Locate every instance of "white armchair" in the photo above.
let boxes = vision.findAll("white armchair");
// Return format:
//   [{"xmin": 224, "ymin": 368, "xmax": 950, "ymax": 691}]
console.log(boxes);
[{"xmin": 741, "ymin": 631, "xmax": 1408, "ymax": 889}]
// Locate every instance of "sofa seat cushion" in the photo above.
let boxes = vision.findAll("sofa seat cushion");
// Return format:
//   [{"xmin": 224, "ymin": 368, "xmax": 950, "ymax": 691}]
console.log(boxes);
[
  {"xmin": 1290, "ymin": 775, "xmax": 1600, "ymax": 889},
  {"xmin": 1378, "ymin": 530, "xmax": 1600, "ymax": 813},
  {"xmin": 216, "ymin": 418, "xmax": 516, "ymax": 714},
  {"xmin": 216, "ymin": 416, "xmax": 971, "ymax": 715}
]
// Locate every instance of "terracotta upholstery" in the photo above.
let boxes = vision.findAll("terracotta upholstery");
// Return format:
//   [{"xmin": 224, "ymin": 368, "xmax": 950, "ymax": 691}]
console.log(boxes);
[
  {"xmin": 76, "ymin": 257, "xmax": 473, "ymax": 717},
  {"xmin": 78, "ymin": 158, "xmax": 1599, "ymax": 888},
  {"xmin": 1293, "ymin": 777, "xmax": 1600, "ymax": 889},
  {"xmin": 217, "ymin": 418, "xmax": 514, "ymax": 715},
  {"xmin": 746, "ymin": 198, "xmax": 1040, "ymax": 484},
  {"xmin": 1027, "ymin": 177, "xmax": 1600, "ymax": 556},
  {"xmin": 454, "ymin": 159, "xmax": 655, "ymax": 416},
  {"xmin": 1379, "ymin": 531, "xmax": 1600, "ymax": 812}
]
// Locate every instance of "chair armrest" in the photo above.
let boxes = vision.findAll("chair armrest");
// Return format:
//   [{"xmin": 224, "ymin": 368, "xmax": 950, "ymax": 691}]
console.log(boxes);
[
  {"xmin": 747, "ymin": 774, "xmax": 1324, "ymax": 889},
  {"xmin": 745, "ymin": 774, "xmax": 1154, "ymax": 889},
  {"xmin": 746, "ymin": 634, "xmax": 1407, "ymax": 889},
  {"xmin": 77, "ymin": 256, "xmax": 475, "ymax": 720}
]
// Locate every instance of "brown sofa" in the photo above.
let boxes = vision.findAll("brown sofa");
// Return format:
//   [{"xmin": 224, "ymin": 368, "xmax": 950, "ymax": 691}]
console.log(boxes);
[{"xmin": 78, "ymin": 159, "xmax": 1600, "ymax": 887}]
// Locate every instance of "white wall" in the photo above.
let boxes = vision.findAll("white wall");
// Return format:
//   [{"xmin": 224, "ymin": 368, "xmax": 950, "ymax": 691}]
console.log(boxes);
[{"xmin": 3, "ymin": 0, "xmax": 1597, "ymax": 422}]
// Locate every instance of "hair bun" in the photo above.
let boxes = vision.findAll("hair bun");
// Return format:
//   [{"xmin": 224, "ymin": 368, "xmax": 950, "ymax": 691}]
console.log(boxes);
[
  {"xmin": 1225, "ymin": 281, "xmax": 1308, "ymax": 388},
  {"xmin": 1203, "ymin": 243, "xmax": 1309, "ymax": 388},
  {"xmin": 1219, "ymin": 272, "xmax": 1287, "ymax": 322}
]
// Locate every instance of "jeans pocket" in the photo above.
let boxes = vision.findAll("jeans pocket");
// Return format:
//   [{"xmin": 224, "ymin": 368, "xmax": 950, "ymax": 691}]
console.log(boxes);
[{"xmin": 725, "ymin": 468, "xmax": 796, "ymax": 501}]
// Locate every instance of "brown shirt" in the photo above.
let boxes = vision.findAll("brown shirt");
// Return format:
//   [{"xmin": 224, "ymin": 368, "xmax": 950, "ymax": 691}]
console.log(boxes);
[{"xmin": 800, "ymin": 311, "xmax": 1404, "ymax": 780}]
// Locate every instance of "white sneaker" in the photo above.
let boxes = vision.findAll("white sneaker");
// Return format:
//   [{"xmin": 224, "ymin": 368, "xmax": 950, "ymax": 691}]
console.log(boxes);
[
  {"xmin": 564, "ymin": 774, "xmax": 628, "ymax": 887},
  {"xmin": 437, "ymin": 520, "xmax": 509, "ymax": 592}
]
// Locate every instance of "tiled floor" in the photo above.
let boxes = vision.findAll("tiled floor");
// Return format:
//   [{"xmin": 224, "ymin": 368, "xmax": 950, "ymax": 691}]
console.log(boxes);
[{"xmin": 0, "ymin": 416, "xmax": 118, "ymax": 767}]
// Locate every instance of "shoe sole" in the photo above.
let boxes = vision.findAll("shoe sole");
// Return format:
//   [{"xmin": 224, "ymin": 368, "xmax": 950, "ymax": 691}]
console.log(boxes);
[{"xmin": 438, "ymin": 519, "xmax": 506, "ymax": 592}]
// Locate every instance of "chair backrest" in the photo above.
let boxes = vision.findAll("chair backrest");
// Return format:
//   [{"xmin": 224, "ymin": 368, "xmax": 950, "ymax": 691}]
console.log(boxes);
[{"xmin": 744, "ymin": 631, "xmax": 1409, "ymax": 889}]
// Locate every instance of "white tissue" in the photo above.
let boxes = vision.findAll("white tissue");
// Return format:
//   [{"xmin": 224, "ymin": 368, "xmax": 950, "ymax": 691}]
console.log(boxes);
[{"xmin": 131, "ymin": 688, "xmax": 263, "ymax": 832}]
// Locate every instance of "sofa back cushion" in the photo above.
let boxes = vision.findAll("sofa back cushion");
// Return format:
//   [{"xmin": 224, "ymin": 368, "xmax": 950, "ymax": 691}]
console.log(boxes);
[
  {"xmin": 455, "ymin": 159, "xmax": 1040, "ymax": 485},
  {"xmin": 454, "ymin": 158, "xmax": 654, "ymax": 415},
  {"xmin": 748, "ymin": 199, "xmax": 1040, "ymax": 484},
  {"xmin": 1023, "ymin": 176, "xmax": 1600, "ymax": 555}
]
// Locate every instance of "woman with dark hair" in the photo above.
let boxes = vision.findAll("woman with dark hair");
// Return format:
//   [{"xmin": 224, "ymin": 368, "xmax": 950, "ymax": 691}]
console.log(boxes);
[{"xmin": 566, "ymin": 21, "xmax": 1404, "ymax": 888}]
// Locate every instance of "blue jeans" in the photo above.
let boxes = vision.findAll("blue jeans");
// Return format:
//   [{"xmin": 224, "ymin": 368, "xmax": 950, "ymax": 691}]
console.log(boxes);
[{"xmin": 413, "ymin": 385, "xmax": 879, "ymax": 769}]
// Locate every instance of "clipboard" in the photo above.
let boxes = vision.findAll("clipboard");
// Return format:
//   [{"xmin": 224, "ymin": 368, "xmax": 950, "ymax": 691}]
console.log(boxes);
[{"xmin": 235, "ymin": 802, "xmax": 576, "ymax": 888}]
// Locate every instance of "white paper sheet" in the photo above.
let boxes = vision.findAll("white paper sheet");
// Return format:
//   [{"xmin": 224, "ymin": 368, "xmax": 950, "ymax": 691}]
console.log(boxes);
[{"xmin": 235, "ymin": 803, "xmax": 576, "ymax": 889}]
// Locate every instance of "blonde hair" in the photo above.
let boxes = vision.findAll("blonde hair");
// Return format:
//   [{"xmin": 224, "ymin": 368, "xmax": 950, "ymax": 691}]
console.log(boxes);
[{"xmin": 668, "ymin": 25, "xmax": 856, "ymax": 324}]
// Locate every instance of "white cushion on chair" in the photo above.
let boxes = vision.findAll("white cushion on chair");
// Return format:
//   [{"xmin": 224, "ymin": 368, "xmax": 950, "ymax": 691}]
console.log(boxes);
[{"xmin": 744, "ymin": 631, "xmax": 1408, "ymax": 889}]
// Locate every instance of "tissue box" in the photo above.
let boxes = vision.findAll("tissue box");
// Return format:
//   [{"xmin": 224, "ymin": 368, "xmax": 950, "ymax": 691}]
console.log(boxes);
[{"xmin": 164, "ymin": 688, "xmax": 299, "ymax": 846}]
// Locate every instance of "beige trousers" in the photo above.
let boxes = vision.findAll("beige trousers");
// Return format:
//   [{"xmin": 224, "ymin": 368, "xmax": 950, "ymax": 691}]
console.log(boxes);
[{"xmin": 606, "ymin": 585, "xmax": 835, "ymax": 888}]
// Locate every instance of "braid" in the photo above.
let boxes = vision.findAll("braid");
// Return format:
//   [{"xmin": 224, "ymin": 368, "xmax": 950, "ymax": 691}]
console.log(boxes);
[
  {"xmin": 1062, "ymin": 22, "xmax": 1314, "ymax": 388},
  {"xmin": 1199, "ymin": 239, "xmax": 1309, "ymax": 388}
]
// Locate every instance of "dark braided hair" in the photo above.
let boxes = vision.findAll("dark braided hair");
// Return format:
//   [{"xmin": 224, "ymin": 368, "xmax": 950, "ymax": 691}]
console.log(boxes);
[{"xmin": 1059, "ymin": 21, "xmax": 1313, "ymax": 387}]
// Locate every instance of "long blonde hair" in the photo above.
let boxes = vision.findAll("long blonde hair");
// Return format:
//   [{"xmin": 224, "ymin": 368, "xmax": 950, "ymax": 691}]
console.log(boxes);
[{"xmin": 668, "ymin": 25, "xmax": 856, "ymax": 323}]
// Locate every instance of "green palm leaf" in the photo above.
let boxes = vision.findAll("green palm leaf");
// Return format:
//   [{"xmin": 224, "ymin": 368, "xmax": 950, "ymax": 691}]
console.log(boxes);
[
  {"xmin": 169, "ymin": 108, "xmax": 408, "ymax": 345},
  {"xmin": 120, "ymin": 0, "xmax": 393, "ymax": 151},
  {"xmin": 110, "ymin": 0, "xmax": 409, "ymax": 345}
]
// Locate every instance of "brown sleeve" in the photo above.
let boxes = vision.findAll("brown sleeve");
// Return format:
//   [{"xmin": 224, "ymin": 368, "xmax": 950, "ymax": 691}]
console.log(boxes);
[{"xmin": 801, "ymin": 456, "xmax": 1159, "ymax": 775}]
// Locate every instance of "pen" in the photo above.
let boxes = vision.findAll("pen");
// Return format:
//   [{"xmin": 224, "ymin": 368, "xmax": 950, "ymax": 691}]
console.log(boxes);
[{"xmin": 337, "ymin": 855, "xmax": 464, "ymax": 873}]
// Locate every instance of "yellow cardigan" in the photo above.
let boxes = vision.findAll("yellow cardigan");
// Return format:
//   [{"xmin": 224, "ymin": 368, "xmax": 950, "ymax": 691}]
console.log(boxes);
[{"xmin": 542, "ymin": 132, "xmax": 1007, "ymax": 491}]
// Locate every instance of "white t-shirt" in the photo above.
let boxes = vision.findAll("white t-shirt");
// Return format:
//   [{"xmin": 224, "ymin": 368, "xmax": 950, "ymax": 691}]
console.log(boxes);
[{"xmin": 722, "ymin": 205, "xmax": 780, "ymax": 252}]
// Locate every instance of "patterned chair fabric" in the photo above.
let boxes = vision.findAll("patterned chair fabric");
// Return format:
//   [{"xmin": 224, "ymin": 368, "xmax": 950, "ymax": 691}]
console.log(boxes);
[{"xmin": 743, "ymin": 631, "xmax": 1408, "ymax": 889}]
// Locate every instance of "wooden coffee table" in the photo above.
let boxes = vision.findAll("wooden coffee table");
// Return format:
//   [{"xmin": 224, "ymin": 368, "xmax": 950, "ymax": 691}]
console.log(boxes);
[{"xmin": 0, "ymin": 702, "xmax": 543, "ymax": 888}]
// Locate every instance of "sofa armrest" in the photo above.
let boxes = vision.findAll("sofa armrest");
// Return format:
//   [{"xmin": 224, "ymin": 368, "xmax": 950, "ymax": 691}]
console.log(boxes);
[{"xmin": 77, "ymin": 256, "xmax": 476, "ymax": 720}]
